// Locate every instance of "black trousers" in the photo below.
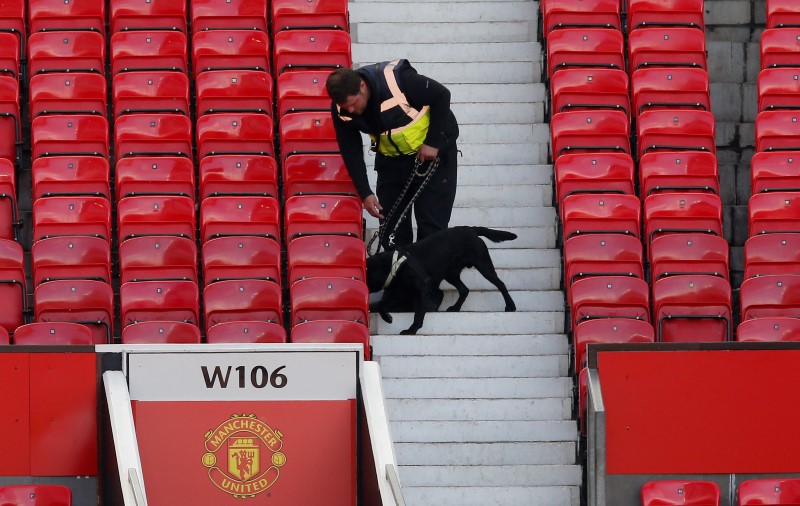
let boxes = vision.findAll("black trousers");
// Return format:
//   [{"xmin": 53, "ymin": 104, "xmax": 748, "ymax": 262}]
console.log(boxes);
[{"xmin": 374, "ymin": 143, "xmax": 458, "ymax": 250}]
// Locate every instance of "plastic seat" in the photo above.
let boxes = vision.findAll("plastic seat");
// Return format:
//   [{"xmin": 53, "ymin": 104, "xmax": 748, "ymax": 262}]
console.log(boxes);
[
  {"xmin": 110, "ymin": 0, "xmax": 188, "ymax": 34},
  {"xmin": 740, "ymin": 274, "xmax": 800, "ymax": 321},
  {"xmin": 0, "ymin": 238, "xmax": 26, "ymax": 333},
  {"xmin": 643, "ymin": 193, "xmax": 723, "ymax": 250},
  {"xmin": 563, "ymin": 233, "xmax": 644, "ymax": 293},
  {"xmin": 569, "ymin": 276, "xmax": 651, "ymax": 331},
  {"xmin": 554, "ymin": 153, "xmax": 635, "ymax": 208},
  {"xmin": 287, "ymin": 235, "xmax": 366, "ymax": 285},
  {"xmin": 283, "ymin": 153, "xmax": 358, "ymax": 197},
  {"xmin": 31, "ymin": 114, "xmax": 109, "ymax": 159},
  {"xmin": 653, "ymin": 274, "xmax": 732, "ymax": 343},
  {"xmin": 751, "ymin": 151, "xmax": 800, "ymax": 194},
  {"xmin": 641, "ymin": 479, "xmax": 720, "ymax": 505},
  {"xmin": 119, "ymin": 280, "xmax": 199, "ymax": 327},
  {"xmin": 744, "ymin": 233, "xmax": 800, "ymax": 278},
  {"xmin": 0, "ymin": 76, "xmax": 19, "ymax": 166},
  {"xmin": 0, "ymin": 325, "xmax": 7, "ymax": 344},
  {"xmin": 758, "ymin": 68, "xmax": 800, "ymax": 112},
  {"xmin": 199, "ymin": 154, "xmax": 278, "ymax": 199},
  {"xmin": 760, "ymin": 28, "xmax": 800, "ymax": 70},
  {"xmin": 628, "ymin": 0, "xmax": 705, "ymax": 31},
  {"xmin": 33, "ymin": 196, "xmax": 112, "ymax": 242},
  {"xmin": 639, "ymin": 151, "xmax": 719, "ymax": 196},
  {"xmin": 284, "ymin": 194, "xmax": 364, "ymax": 241},
  {"xmin": 202, "ymin": 236, "xmax": 281, "ymax": 286},
  {"xmin": 115, "ymin": 156, "xmax": 195, "ymax": 201},
  {"xmin": 738, "ymin": 478, "xmax": 800, "ymax": 505},
  {"xmin": 192, "ymin": 30, "xmax": 270, "ymax": 76},
  {"xmin": 550, "ymin": 110, "xmax": 630, "ymax": 160},
  {"xmin": 0, "ymin": 33, "xmax": 19, "ymax": 82},
  {"xmin": 560, "ymin": 193, "xmax": 641, "ymax": 241},
  {"xmin": 628, "ymin": 28, "xmax": 707, "ymax": 76},
  {"xmin": 0, "ymin": 484, "xmax": 72, "ymax": 505},
  {"xmin": 767, "ymin": 0, "xmax": 800, "ymax": 29},
  {"xmin": 0, "ymin": 0, "xmax": 25, "ymax": 63},
  {"xmin": 290, "ymin": 277, "xmax": 369, "ymax": 326},
  {"xmin": 110, "ymin": 30, "xmax": 188, "ymax": 75},
  {"xmin": 29, "ymin": 0, "xmax": 105, "ymax": 35},
  {"xmin": 573, "ymin": 318, "xmax": 654, "ymax": 372},
  {"xmin": 636, "ymin": 110, "xmax": 716, "ymax": 159},
  {"xmin": 196, "ymin": 113, "xmax": 275, "ymax": 159},
  {"xmin": 191, "ymin": 0, "xmax": 268, "ymax": 32},
  {"xmin": 117, "ymin": 195, "xmax": 196, "ymax": 243},
  {"xmin": 195, "ymin": 69, "xmax": 273, "ymax": 116},
  {"xmin": 748, "ymin": 192, "xmax": 800, "ymax": 236},
  {"xmin": 203, "ymin": 279, "xmax": 283, "ymax": 332},
  {"xmin": 273, "ymin": 29, "xmax": 352, "ymax": 75},
  {"xmin": 276, "ymin": 69, "xmax": 335, "ymax": 116},
  {"xmin": 200, "ymin": 196, "xmax": 281, "ymax": 243},
  {"xmin": 546, "ymin": 28, "xmax": 625, "ymax": 78},
  {"xmin": 737, "ymin": 317, "xmax": 800, "ymax": 342},
  {"xmin": 112, "ymin": 71, "xmax": 190, "ymax": 116},
  {"xmin": 121, "ymin": 321, "xmax": 202, "ymax": 344},
  {"xmin": 631, "ymin": 67, "xmax": 711, "ymax": 118},
  {"xmin": 32, "ymin": 236, "xmax": 112, "ymax": 285},
  {"xmin": 14, "ymin": 322, "xmax": 94, "ymax": 345},
  {"xmin": 0, "ymin": 158, "xmax": 19, "ymax": 239},
  {"xmin": 119, "ymin": 235, "xmax": 198, "ymax": 283},
  {"xmin": 34, "ymin": 279, "xmax": 114, "ymax": 343},
  {"xmin": 28, "ymin": 31, "xmax": 104, "ymax": 76},
  {"xmin": 756, "ymin": 110, "xmax": 800, "ymax": 153},
  {"xmin": 114, "ymin": 113, "xmax": 192, "ymax": 159},
  {"xmin": 291, "ymin": 320, "xmax": 371, "ymax": 360},
  {"xmin": 650, "ymin": 233, "xmax": 730, "ymax": 282},
  {"xmin": 280, "ymin": 111, "xmax": 340, "ymax": 163},
  {"xmin": 205, "ymin": 321, "xmax": 287, "ymax": 344},
  {"xmin": 541, "ymin": 0, "xmax": 620, "ymax": 34},
  {"xmin": 32, "ymin": 156, "xmax": 110, "ymax": 199},
  {"xmin": 550, "ymin": 68, "xmax": 630, "ymax": 117},
  {"xmin": 272, "ymin": 0, "xmax": 348, "ymax": 35},
  {"xmin": 29, "ymin": 72, "xmax": 106, "ymax": 118}
]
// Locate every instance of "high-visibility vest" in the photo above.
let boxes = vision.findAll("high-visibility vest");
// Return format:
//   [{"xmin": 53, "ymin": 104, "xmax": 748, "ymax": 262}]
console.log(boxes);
[{"xmin": 338, "ymin": 59, "xmax": 431, "ymax": 156}]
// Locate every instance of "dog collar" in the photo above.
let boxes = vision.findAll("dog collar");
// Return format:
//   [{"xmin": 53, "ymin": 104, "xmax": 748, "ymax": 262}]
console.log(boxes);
[{"xmin": 384, "ymin": 250, "xmax": 408, "ymax": 289}]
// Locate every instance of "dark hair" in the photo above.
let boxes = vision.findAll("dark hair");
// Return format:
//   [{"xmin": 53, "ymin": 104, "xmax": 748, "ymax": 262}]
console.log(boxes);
[{"xmin": 326, "ymin": 68, "xmax": 363, "ymax": 104}]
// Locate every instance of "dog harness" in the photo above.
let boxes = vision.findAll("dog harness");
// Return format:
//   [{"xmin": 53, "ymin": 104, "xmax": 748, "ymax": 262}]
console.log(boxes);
[{"xmin": 383, "ymin": 250, "xmax": 408, "ymax": 289}]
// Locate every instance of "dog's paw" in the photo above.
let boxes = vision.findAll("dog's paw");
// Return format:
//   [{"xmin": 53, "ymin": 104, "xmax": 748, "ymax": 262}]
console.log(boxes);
[
  {"xmin": 400, "ymin": 327, "xmax": 418, "ymax": 335},
  {"xmin": 380, "ymin": 312, "xmax": 393, "ymax": 324},
  {"xmin": 505, "ymin": 303, "xmax": 517, "ymax": 312}
]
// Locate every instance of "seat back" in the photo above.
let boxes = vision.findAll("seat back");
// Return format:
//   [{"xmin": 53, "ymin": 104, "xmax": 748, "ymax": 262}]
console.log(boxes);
[
  {"xmin": 199, "ymin": 154, "xmax": 278, "ymax": 199},
  {"xmin": 277, "ymin": 69, "xmax": 335, "ymax": 116},
  {"xmin": 637, "ymin": 110, "xmax": 716, "ymax": 159},
  {"xmin": 628, "ymin": 27, "xmax": 707, "ymax": 75},
  {"xmin": 760, "ymin": 28, "xmax": 800, "ymax": 70},
  {"xmin": 542, "ymin": 0, "xmax": 620, "ymax": 34},
  {"xmin": 192, "ymin": 30, "xmax": 270, "ymax": 75},
  {"xmin": 563, "ymin": 233, "xmax": 644, "ymax": 289},
  {"xmin": 643, "ymin": 193, "xmax": 723, "ymax": 248},
  {"xmin": 119, "ymin": 280, "xmax": 200, "ymax": 327},
  {"xmin": 110, "ymin": 0, "xmax": 188, "ymax": 34},
  {"xmin": 573, "ymin": 318, "xmax": 654, "ymax": 371},
  {"xmin": 767, "ymin": 0, "xmax": 800, "ymax": 29},
  {"xmin": 290, "ymin": 277, "xmax": 369, "ymax": 326},
  {"xmin": 29, "ymin": 0, "xmax": 105, "ymax": 35},
  {"xmin": 0, "ymin": 484, "xmax": 72, "ymax": 505},
  {"xmin": 32, "ymin": 155, "xmax": 110, "ymax": 199},
  {"xmin": 33, "ymin": 279, "xmax": 114, "ymax": 343},
  {"xmin": 737, "ymin": 317, "xmax": 800, "ymax": 342},
  {"xmin": 202, "ymin": 235, "xmax": 281, "ymax": 285},
  {"xmin": 112, "ymin": 71, "xmax": 190, "ymax": 116},
  {"xmin": 554, "ymin": 152, "xmax": 635, "ymax": 207},
  {"xmin": 550, "ymin": 110, "xmax": 630, "ymax": 159},
  {"xmin": 31, "ymin": 114, "xmax": 109, "ymax": 159},
  {"xmin": 653, "ymin": 274, "xmax": 732, "ymax": 343},
  {"xmin": 28, "ymin": 31, "xmax": 104, "ymax": 76},
  {"xmin": 627, "ymin": 0, "xmax": 705, "ymax": 31},
  {"xmin": 740, "ymin": 274, "xmax": 800, "ymax": 321},
  {"xmin": 117, "ymin": 195, "xmax": 196, "ymax": 243},
  {"xmin": 200, "ymin": 196, "xmax": 281, "ymax": 243},
  {"xmin": 196, "ymin": 113, "xmax": 275, "ymax": 159},
  {"xmin": 115, "ymin": 156, "xmax": 195, "ymax": 201},
  {"xmin": 32, "ymin": 235, "xmax": 112, "ymax": 285},
  {"xmin": 282, "ymin": 154, "xmax": 357, "ymax": 197},
  {"xmin": 110, "ymin": 30, "xmax": 188, "ymax": 75},
  {"xmin": 273, "ymin": 29, "xmax": 352, "ymax": 75},
  {"xmin": 203, "ymin": 279, "xmax": 283, "ymax": 332},
  {"xmin": 291, "ymin": 320, "xmax": 370, "ymax": 360},
  {"xmin": 756, "ymin": 110, "xmax": 800, "ymax": 152},
  {"xmin": 631, "ymin": 67, "xmax": 710, "ymax": 118},
  {"xmin": 279, "ymin": 111, "xmax": 339, "ymax": 162},
  {"xmin": 650, "ymin": 233, "xmax": 729, "ymax": 281},
  {"xmin": 641, "ymin": 479, "xmax": 720, "ymax": 506},
  {"xmin": 30, "ymin": 72, "xmax": 107, "ymax": 118},
  {"xmin": 738, "ymin": 478, "xmax": 800, "ymax": 505},
  {"xmin": 287, "ymin": 234, "xmax": 366, "ymax": 284},
  {"xmin": 191, "ymin": 0, "xmax": 268, "ymax": 32},
  {"xmin": 205, "ymin": 320, "xmax": 287, "ymax": 344},
  {"xmin": 195, "ymin": 69, "xmax": 273, "ymax": 116},
  {"xmin": 0, "ymin": 237, "xmax": 26, "ymax": 333},
  {"xmin": 545, "ymin": 28, "xmax": 625, "ymax": 78},
  {"xmin": 119, "ymin": 235, "xmax": 198, "ymax": 283},
  {"xmin": 748, "ymin": 192, "xmax": 800, "ymax": 236},
  {"xmin": 121, "ymin": 321, "xmax": 202, "ymax": 344},
  {"xmin": 272, "ymin": 0, "xmax": 348, "ymax": 34},
  {"xmin": 744, "ymin": 233, "xmax": 800, "ymax": 278},
  {"xmin": 550, "ymin": 68, "xmax": 630, "ymax": 116},
  {"xmin": 114, "ymin": 113, "xmax": 192, "ymax": 159},
  {"xmin": 284, "ymin": 194, "xmax": 363, "ymax": 241},
  {"xmin": 568, "ymin": 276, "xmax": 651, "ymax": 330},
  {"xmin": 639, "ymin": 151, "xmax": 719, "ymax": 196},
  {"xmin": 561, "ymin": 193, "xmax": 641, "ymax": 241},
  {"xmin": 14, "ymin": 322, "xmax": 94, "ymax": 345},
  {"xmin": 33, "ymin": 196, "xmax": 112, "ymax": 242},
  {"xmin": 751, "ymin": 151, "xmax": 800, "ymax": 194}
]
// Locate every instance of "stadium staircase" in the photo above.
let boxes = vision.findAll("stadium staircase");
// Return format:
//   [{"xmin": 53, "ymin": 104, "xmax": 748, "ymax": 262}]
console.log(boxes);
[{"xmin": 351, "ymin": 0, "xmax": 583, "ymax": 504}]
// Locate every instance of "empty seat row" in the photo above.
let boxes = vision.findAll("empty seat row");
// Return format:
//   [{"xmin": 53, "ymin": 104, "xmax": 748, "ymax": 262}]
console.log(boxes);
[{"xmin": 641, "ymin": 477, "xmax": 800, "ymax": 505}]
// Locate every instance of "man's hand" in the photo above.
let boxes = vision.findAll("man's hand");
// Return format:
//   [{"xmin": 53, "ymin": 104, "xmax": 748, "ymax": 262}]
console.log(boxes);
[
  {"xmin": 363, "ymin": 194, "xmax": 384, "ymax": 219},
  {"xmin": 416, "ymin": 143, "xmax": 439, "ymax": 162}
]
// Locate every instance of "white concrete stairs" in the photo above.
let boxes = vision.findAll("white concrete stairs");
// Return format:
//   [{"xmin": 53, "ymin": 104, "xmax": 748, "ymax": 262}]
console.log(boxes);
[{"xmin": 350, "ymin": 1, "xmax": 582, "ymax": 505}]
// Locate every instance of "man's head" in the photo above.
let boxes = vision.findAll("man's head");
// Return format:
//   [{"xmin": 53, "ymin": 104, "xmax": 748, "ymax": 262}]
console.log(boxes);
[{"xmin": 326, "ymin": 68, "xmax": 370, "ymax": 116}]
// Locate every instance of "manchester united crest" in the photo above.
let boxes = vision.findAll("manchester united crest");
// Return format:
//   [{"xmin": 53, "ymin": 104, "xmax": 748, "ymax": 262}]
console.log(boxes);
[{"xmin": 202, "ymin": 413, "xmax": 287, "ymax": 498}]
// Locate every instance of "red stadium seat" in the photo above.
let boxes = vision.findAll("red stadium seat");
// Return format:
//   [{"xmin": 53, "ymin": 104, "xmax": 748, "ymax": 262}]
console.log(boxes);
[
  {"xmin": 29, "ymin": 72, "xmax": 106, "ymax": 118},
  {"xmin": 114, "ymin": 113, "xmax": 192, "ymax": 159},
  {"xmin": 205, "ymin": 321, "xmax": 287, "ymax": 344},
  {"xmin": 34, "ymin": 279, "xmax": 114, "ymax": 343},
  {"xmin": 0, "ymin": 238, "xmax": 26, "ymax": 333},
  {"xmin": 738, "ymin": 478, "xmax": 800, "ymax": 505},
  {"xmin": 119, "ymin": 280, "xmax": 200, "ymax": 327},
  {"xmin": 290, "ymin": 277, "xmax": 369, "ymax": 326},
  {"xmin": 287, "ymin": 234, "xmax": 366, "ymax": 284},
  {"xmin": 28, "ymin": 31, "xmax": 104, "ymax": 76},
  {"xmin": 284, "ymin": 194, "xmax": 363, "ymax": 241},
  {"xmin": 641, "ymin": 479, "xmax": 720, "ymax": 506},
  {"xmin": 628, "ymin": 28, "xmax": 707, "ymax": 75},
  {"xmin": 283, "ymin": 154, "xmax": 358, "ymax": 197},
  {"xmin": 110, "ymin": 30, "xmax": 188, "ymax": 75},
  {"xmin": 200, "ymin": 196, "xmax": 281, "ymax": 243},
  {"xmin": 0, "ymin": 325, "xmax": 7, "ymax": 344},
  {"xmin": 32, "ymin": 236, "xmax": 112, "ymax": 285},
  {"xmin": 541, "ymin": 0, "xmax": 620, "ymax": 34},
  {"xmin": 31, "ymin": 114, "xmax": 109, "ymax": 159},
  {"xmin": 637, "ymin": 110, "xmax": 716, "ymax": 159},
  {"xmin": 563, "ymin": 233, "xmax": 644, "ymax": 288},
  {"xmin": 291, "ymin": 320, "xmax": 371, "ymax": 360},
  {"xmin": 191, "ymin": 0, "xmax": 267, "ymax": 32},
  {"xmin": 550, "ymin": 68, "xmax": 630, "ymax": 117},
  {"xmin": 631, "ymin": 67, "xmax": 711, "ymax": 118},
  {"xmin": 0, "ymin": 33, "xmax": 19, "ymax": 81},
  {"xmin": 569, "ymin": 276, "xmax": 650, "ymax": 331},
  {"xmin": 202, "ymin": 236, "xmax": 281, "ymax": 286},
  {"xmin": 758, "ymin": 68, "xmax": 800, "ymax": 112},
  {"xmin": 0, "ymin": 158, "xmax": 19, "ymax": 239},
  {"xmin": 643, "ymin": 193, "xmax": 723, "ymax": 249},
  {"xmin": 554, "ymin": 153, "xmax": 635, "ymax": 207},
  {"xmin": 573, "ymin": 318, "xmax": 654, "ymax": 372},
  {"xmin": 550, "ymin": 110, "xmax": 630, "ymax": 160},
  {"xmin": 740, "ymin": 274, "xmax": 800, "ymax": 321},
  {"xmin": 119, "ymin": 235, "xmax": 198, "ymax": 283},
  {"xmin": 117, "ymin": 195, "xmax": 196, "ymax": 242},
  {"xmin": 650, "ymin": 233, "xmax": 729, "ymax": 281},
  {"xmin": 110, "ymin": 0, "xmax": 187, "ymax": 34},
  {"xmin": 115, "ymin": 156, "xmax": 195, "ymax": 201},
  {"xmin": 199, "ymin": 154, "xmax": 278, "ymax": 199},
  {"xmin": 0, "ymin": 484, "xmax": 72, "ymax": 505},
  {"xmin": 0, "ymin": 75, "xmax": 20, "ymax": 162},
  {"xmin": 0, "ymin": 0, "xmax": 25, "ymax": 62},
  {"xmin": 767, "ymin": 0, "xmax": 800, "ymax": 29},
  {"xmin": 196, "ymin": 69, "xmax": 273, "ymax": 117},
  {"xmin": 560, "ymin": 193, "xmax": 641, "ymax": 241},
  {"xmin": 546, "ymin": 28, "xmax": 625, "ymax": 78},
  {"xmin": 273, "ymin": 29, "xmax": 352, "ymax": 75},
  {"xmin": 627, "ymin": 0, "xmax": 705, "ymax": 31},
  {"xmin": 639, "ymin": 151, "xmax": 719, "ymax": 196},
  {"xmin": 653, "ymin": 274, "xmax": 732, "ymax": 342},
  {"xmin": 33, "ymin": 196, "xmax": 112, "ymax": 242},
  {"xmin": 203, "ymin": 279, "xmax": 283, "ymax": 332},
  {"xmin": 112, "ymin": 71, "xmax": 190, "ymax": 116},
  {"xmin": 744, "ymin": 233, "xmax": 800, "ymax": 278},
  {"xmin": 192, "ymin": 30, "xmax": 269, "ymax": 76},
  {"xmin": 279, "ymin": 111, "xmax": 340, "ymax": 162},
  {"xmin": 272, "ymin": 0, "xmax": 348, "ymax": 35},
  {"xmin": 121, "ymin": 321, "xmax": 202, "ymax": 344},
  {"xmin": 736, "ymin": 317, "xmax": 800, "ymax": 342},
  {"xmin": 14, "ymin": 322, "xmax": 94, "ymax": 345},
  {"xmin": 751, "ymin": 151, "xmax": 800, "ymax": 194},
  {"xmin": 32, "ymin": 156, "xmax": 110, "ymax": 199},
  {"xmin": 196, "ymin": 113, "xmax": 275, "ymax": 159},
  {"xmin": 276, "ymin": 70, "xmax": 334, "ymax": 116},
  {"xmin": 756, "ymin": 110, "xmax": 800, "ymax": 152},
  {"xmin": 760, "ymin": 28, "xmax": 800, "ymax": 70},
  {"xmin": 748, "ymin": 192, "xmax": 800, "ymax": 236},
  {"xmin": 29, "ymin": 0, "xmax": 105, "ymax": 35}
]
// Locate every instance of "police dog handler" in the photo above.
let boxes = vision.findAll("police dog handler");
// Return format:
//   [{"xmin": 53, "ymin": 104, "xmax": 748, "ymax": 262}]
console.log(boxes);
[{"xmin": 326, "ymin": 59, "xmax": 460, "ymax": 251}]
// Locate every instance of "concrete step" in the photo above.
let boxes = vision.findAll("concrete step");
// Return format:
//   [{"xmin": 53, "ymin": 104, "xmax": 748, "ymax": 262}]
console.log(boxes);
[
  {"xmin": 399, "ymin": 464, "xmax": 583, "ymax": 487},
  {"xmin": 350, "ymin": 2, "xmax": 537, "ymax": 23},
  {"xmin": 369, "ymin": 310, "xmax": 564, "ymax": 335},
  {"xmin": 381, "ymin": 377, "xmax": 573, "ymax": 399},
  {"xmin": 394, "ymin": 61, "xmax": 543, "ymax": 85},
  {"xmin": 390, "ymin": 420, "xmax": 579, "ymax": 442},
  {"xmin": 365, "ymin": 162, "xmax": 555, "ymax": 186},
  {"xmin": 372, "ymin": 333, "xmax": 569, "ymax": 356},
  {"xmin": 395, "ymin": 441, "xmax": 576, "ymax": 466},
  {"xmin": 354, "ymin": 20, "xmax": 538, "ymax": 44},
  {"xmin": 386, "ymin": 398, "xmax": 571, "ymax": 421},
  {"xmin": 377, "ymin": 354, "xmax": 569, "ymax": 378},
  {"xmin": 365, "ymin": 226, "xmax": 557, "ymax": 249},
  {"xmin": 458, "ymin": 123, "xmax": 550, "ymax": 144},
  {"xmin": 436, "ymin": 290, "xmax": 564, "ymax": 313},
  {"xmin": 475, "ymin": 248, "xmax": 560, "ymax": 269},
  {"xmin": 452, "ymin": 102, "xmax": 545, "ymax": 124},
  {"xmin": 434, "ymin": 266, "xmax": 560, "ymax": 291},
  {"xmin": 363, "ymin": 205, "xmax": 557, "ymax": 229},
  {"xmin": 450, "ymin": 83, "xmax": 547, "ymax": 104},
  {"xmin": 353, "ymin": 42, "xmax": 541, "ymax": 63},
  {"xmin": 401, "ymin": 486, "xmax": 581, "ymax": 506}
]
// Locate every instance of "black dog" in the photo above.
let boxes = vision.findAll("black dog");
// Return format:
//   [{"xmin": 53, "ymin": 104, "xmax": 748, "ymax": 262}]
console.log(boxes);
[{"xmin": 366, "ymin": 226, "xmax": 517, "ymax": 335}]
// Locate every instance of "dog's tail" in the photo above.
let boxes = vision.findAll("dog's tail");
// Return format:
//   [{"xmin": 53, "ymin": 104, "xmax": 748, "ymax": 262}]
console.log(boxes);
[{"xmin": 473, "ymin": 227, "xmax": 518, "ymax": 243}]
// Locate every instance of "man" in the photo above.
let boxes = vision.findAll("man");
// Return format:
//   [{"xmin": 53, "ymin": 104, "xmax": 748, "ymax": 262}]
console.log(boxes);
[{"xmin": 326, "ymin": 59, "xmax": 459, "ymax": 252}]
